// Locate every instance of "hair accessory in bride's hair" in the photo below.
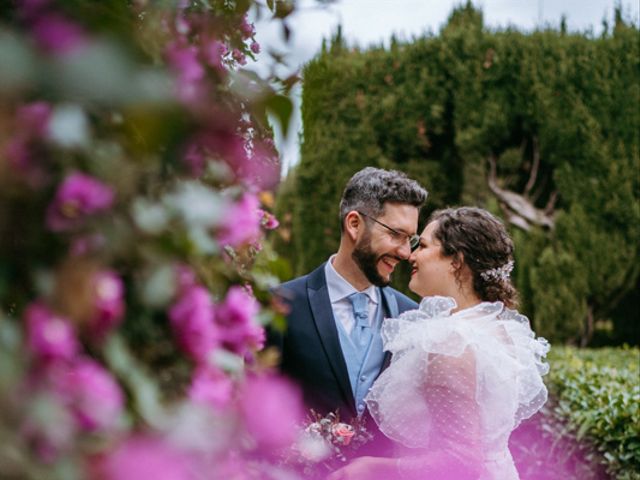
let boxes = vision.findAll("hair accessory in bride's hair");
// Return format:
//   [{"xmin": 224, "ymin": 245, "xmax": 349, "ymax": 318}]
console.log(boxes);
[{"xmin": 480, "ymin": 260, "xmax": 514, "ymax": 283}]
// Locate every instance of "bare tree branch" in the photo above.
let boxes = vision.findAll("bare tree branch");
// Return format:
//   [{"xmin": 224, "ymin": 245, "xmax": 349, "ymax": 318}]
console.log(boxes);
[
  {"xmin": 544, "ymin": 191, "xmax": 558, "ymax": 214},
  {"xmin": 530, "ymin": 173, "xmax": 549, "ymax": 204},
  {"xmin": 487, "ymin": 154, "xmax": 555, "ymax": 230}
]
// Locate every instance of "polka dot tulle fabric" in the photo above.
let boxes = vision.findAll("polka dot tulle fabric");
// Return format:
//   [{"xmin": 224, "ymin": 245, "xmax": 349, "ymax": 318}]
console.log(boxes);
[{"xmin": 365, "ymin": 296, "xmax": 550, "ymax": 479}]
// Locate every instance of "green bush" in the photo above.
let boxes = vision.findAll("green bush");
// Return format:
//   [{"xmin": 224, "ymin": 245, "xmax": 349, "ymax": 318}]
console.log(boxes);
[
  {"xmin": 544, "ymin": 346, "xmax": 640, "ymax": 479},
  {"xmin": 277, "ymin": 3, "xmax": 640, "ymax": 345}
]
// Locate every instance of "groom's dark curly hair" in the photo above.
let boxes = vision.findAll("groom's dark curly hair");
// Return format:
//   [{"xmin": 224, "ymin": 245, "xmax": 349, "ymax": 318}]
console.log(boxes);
[
  {"xmin": 339, "ymin": 167, "xmax": 428, "ymax": 231},
  {"xmin": 430, "ymin": 207, "xmax": 519, "ymax": 309}
]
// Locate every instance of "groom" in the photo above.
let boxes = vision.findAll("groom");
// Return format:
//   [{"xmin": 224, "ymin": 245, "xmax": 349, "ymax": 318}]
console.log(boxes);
[{"xmin": 271, "ymin": 167, "xmax": 427, "ymax": 455}]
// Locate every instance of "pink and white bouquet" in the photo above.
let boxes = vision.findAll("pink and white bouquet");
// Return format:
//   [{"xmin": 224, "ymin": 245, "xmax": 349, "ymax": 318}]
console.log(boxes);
[{"xmin": 286, "ymin": 410, "xmax": 373, "ymax": 476}]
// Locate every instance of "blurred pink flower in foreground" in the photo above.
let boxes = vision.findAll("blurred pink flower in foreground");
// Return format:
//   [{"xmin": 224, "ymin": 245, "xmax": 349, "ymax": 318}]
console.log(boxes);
[
  {"xmin": 166, "ymin": 41, "xmax": 206, "ymax": 104},
  {"xmin": 31, "ymin": 14, "xmax": 88, "ymax": 55},
  {"xmin": 232, "ymin": 48, "xmax": 247, "ymax": 66},
  {"xmin": 180, "ymin": 128, "xmax": 245, "ymax": 178},
  {"xmin": 239, "ymin": 143, "xmax": 281, "ymax": 191},
  {"xmin": 46, "ymin": 172, "xmax": 115, "ymax": 232},
  {"xmin": 239, "ymin": 15, "xmax": 255, "ymax": 38},
  {"xmin": 217, "ymin": 193, "xmax": 262, "ymax": 248},
  {"xmin": 258, "ymin": 209, "xmax": 279, "ymax": 230},
  {"xmin": 89, "ymin": 270, "xmax": 125, "ymax": 340},
  {"xmin": 25, "ymin": 302, "xmax": 80, "ymax": 363},
  {"xmin": 17, "ymin": 101, "xmax": 52, "ymax": 136},
  {"xmin": 181, "ymin": 142, "xmax": 207, "ymax": 177},
  {"xmin": 215, "ymin": 285, "xmax": 264, "ymax": 355},
  {"xmin": 175, "ymin": 263, "xmax": 197, "ymax": 292},
  {"xmin": 166, "ymin": 42, "xmax": 204, "ymax": 83},
  {"xmin": 188, "ymin": 365, "xmax": 234, "ymax": 410},
  {"xmin": 4, "ymin": 102, "xmax": 52, "ymax": 185},
  {"xmin": 169, "ymin": 284, "xmax": 218, "ymax": 363},
  {"xmin": 5, "ymin": 138, "xmax": 34, "ymax": 173},
  {"xmin": 203, "ymin": 39, "xmax": 228, "ymax": 71},
  {"xmin": 70, "ymin": 233, "xmax": 106, "ymax": 256},
  {"xmin": 91, "ymin": 435, "xmax": 193, "ymax": 480},
  {"xmin": 181, "ymin": 129, "xmax": 280, "ymax": 189},
  {"xmin": 239, "ymin": 374, "xmax": 304, "ymax": 451},
  {"xmin": 52, "ymin": 357, "xmax": 124, "ymax": 432}
]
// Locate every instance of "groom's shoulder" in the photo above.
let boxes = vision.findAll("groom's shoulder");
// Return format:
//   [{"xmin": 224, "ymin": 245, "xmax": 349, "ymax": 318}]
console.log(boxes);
[
  {"xmin": 276, "ymin": 274, "xmax": 308, "ymax": 297},
  {"xmin": 273, "ymin": 263, "xmax": 325, "ymax": 301},
  {"xmin": 385, "ymin": 286, "xmax": 419, "ymax": 313}
]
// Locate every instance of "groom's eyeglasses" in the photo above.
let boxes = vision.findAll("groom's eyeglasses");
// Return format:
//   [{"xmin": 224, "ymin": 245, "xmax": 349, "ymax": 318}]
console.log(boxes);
[{"xmin": 357, "ymin": 211, "xmax": 420, "ymax": 251}]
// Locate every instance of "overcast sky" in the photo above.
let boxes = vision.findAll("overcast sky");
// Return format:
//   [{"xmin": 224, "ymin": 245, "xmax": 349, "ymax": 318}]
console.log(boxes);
[{"xmin": 250, "ymin": 0, "xmax": 639, "ymax": 174}]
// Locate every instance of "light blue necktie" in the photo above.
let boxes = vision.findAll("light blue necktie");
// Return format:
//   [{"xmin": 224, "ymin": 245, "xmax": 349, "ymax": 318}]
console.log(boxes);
[{"xmin": 348, "ymin": 292, "xmax": 371, "ymax": 348}]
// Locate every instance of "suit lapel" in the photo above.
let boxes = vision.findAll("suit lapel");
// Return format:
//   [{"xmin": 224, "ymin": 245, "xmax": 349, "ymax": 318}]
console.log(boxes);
[
  {"xmin": 377, "ymin": 287, "xmax": 398, "ymax": 376},
  {"xmin": 307, "ymin": 265, "xmax": 356, "ymax": 412},
  {"xmin": 380, "ymin": 287, "xmax": 399, "ymax": 318}
]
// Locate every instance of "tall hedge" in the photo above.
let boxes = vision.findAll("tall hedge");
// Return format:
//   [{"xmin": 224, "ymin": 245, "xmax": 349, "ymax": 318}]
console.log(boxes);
[{"xmin": 275, "ymin": 4, "xmax": 640, "ymax": 345}]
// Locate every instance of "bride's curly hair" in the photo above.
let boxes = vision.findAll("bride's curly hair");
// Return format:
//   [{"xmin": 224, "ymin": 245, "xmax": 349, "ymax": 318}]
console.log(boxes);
[{"xmin": 429, "ymin": 207, "xmax": 519, "ymax": 309}]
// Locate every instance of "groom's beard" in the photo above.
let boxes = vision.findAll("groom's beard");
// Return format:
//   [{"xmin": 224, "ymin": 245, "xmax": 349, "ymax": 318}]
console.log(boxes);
[{"xmin": 352, "ymin": 232, "xmax": 393, "ymax": 287}]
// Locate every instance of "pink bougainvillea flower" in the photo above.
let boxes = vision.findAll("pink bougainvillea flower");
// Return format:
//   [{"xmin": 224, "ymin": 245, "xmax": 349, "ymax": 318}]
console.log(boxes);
[
  {"xmin": 231, "ymin": 48, "xmax": 247, "ymax": 66},
  {"xmin": 90, "ymin": 435, "xmax": 193, "ymax": 480},
  {"xmin": 46, "ymin": 172, "xmax": 115, "ymax": 232},
  {"xmin": 228, "ymin": 140, "xmax": 280, "ymax": 191},
  {"xmin": 4, "ymin": 137, "xmax": 32, "ymax": 172},
  {"xmin": 166, "ymin": 42, "xmax": 204, "ymax": 83},
  {"xmin": 69, "ymin": 233, "xmax": 106, "ymax": 256},
  {"xmin": 188, "ymin": 365, "xmax": 234, "ymax": 410},
  {"xmin": 203, "ymin": 39, "xmax": 228, "ymax": 71},
  {"xmin": 258, "ymin": 209, "xmax": 279, "ymax": 230},
  {"xmin": 5, "ymin": 101, "xmax": 52, "ymax": 186},
  {"xmin": 31, "ymin": 14, "xmax": 88, "ymax": 55},
  {"xmin": 250, "ymin": 41, "xmax": 260, "ymax": 54},
  {"xmin": 17, "ymin": 101, "xmax": 52, "ymax": 136},
  {"xmin": 239, "ymin": 374, "xmax": 304, "ymax": 451},
  {"xmin": 181, "ymin": 128, "xmax": 246, "ymax": 178},
  {"xmin": 174, "ymin": 263, "xmax": 197, "ymax": 293},
  {"xmin": 89, "ymin": 270, "xmax": 125, "ymax": 340},
  {"xmin": 214, "ymin": 285, "xmax": 264, "ymax": 355},
  {"xmin": 24, "ymin": 302, "xmax": 80, "ymax": 363},
  {"xmin": 239, "ymin": 15, "xmax": 255, "ymax": 38},
  {"xmin": 51, "ymin": 357, "xmax": 124, "ymax": 432},
  {"xmin": 181, "ymin": 126, "xmax": 279, "ymax": 188},
  {"xmin": 168, "ymin": 284, "xmax": 218, "ymax": 363},
  {"xmin": 216, "ymin": 193, "xmax": 262, "ymax": 248},
  {"xmin": 181, "ymin": 142, "xmax": 206, "ymax": 177},
  {"xmin": 165, "ymin": 41, "xmax": 206, "ymax": 104}
]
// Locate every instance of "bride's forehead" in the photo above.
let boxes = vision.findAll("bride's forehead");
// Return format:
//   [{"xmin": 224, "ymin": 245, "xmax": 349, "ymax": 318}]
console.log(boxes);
[{"xmin": 422, "ymin": 221, "xmax": 439, "ymax": 238}]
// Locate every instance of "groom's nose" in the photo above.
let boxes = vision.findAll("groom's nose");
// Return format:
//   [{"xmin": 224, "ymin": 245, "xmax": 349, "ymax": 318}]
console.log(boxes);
[{"xmin": 396, "ymin": 240, "xmax": 412, "ymax": 260}]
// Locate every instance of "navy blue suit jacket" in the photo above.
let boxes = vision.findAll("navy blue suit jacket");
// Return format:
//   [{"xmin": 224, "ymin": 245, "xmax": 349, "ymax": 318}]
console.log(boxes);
[{"xmin": 270, "ymin": 263, "xmax": 418, "ymax": 422}]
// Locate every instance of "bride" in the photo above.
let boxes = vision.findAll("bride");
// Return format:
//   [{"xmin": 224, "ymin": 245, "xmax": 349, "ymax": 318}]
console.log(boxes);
[{"xmin": 327, "ymin": 207, "xmax": 549, "ymax": 480}]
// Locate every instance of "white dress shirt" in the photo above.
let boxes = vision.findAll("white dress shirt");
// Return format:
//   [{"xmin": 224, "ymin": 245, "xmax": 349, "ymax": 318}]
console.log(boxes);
[{"xmin": 324, "ymin": 255, "xmax": 379, "ymax": 335}]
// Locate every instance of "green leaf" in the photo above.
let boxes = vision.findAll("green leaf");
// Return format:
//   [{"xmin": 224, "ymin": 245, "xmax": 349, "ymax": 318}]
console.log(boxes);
[
  {"xmin": 576, "ymin": 416, "xmax": 594, "ymax": 441},
  {"xmin": 104, "ymin": 335, "xmax": 166, "ymax": 427},
  {"xmin": 266, "ymin": 93, "xmax": 293, "ymax": 139}
]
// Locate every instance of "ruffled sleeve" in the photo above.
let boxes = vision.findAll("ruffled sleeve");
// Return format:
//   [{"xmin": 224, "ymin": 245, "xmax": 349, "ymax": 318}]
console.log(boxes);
[
  {"xmin": 496, "ymin": 307, "xmax": 550, "ymax": 427},
  {"xmin": 365, "ymin": 296, "xmax": 549, "ymax": 454}
]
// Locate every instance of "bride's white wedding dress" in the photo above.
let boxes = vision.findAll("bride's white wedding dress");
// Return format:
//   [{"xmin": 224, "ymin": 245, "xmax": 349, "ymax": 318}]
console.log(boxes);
[{"xmin": 365, "ymin": 296, "xmax": 549, "ymax": 480}]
